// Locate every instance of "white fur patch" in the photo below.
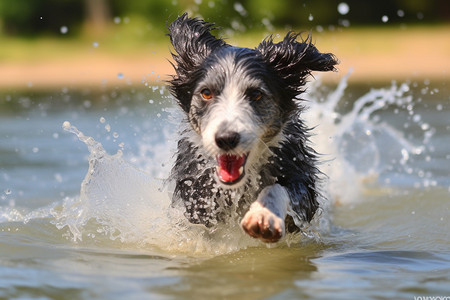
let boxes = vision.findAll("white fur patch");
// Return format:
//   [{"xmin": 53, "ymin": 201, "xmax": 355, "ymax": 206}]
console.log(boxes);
[{"xmin": 240, "ymin": 184, "xmax": 289, "ymax": 242}]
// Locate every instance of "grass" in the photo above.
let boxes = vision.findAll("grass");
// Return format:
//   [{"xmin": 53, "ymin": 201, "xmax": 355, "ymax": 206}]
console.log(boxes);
[
  {"xmin": 1, "ymin": 23, "xmax": 449, "ymax": 89},
  {"xmin": 0, "ymin": 15, "xmax": 169, "ymax": 63}
]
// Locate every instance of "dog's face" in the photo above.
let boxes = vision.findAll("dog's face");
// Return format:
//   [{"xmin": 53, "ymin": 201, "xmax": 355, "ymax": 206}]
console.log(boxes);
[
  {"xmin": 168, "ymin": 14, "xmax": 338, "ymax": 187},
  {"xmin": 189, "ymin": 47, "xmax": 286, "ymax": 186}
]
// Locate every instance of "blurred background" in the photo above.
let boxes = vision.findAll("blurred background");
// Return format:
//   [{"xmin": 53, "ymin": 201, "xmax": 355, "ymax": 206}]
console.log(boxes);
[
  {"xmin": 1, "ymin": 0, "xmax": 449, "ymax": 89},
  {"xmin": 0, "ymin": 3, "xmax": 449, "ymax": 299}
]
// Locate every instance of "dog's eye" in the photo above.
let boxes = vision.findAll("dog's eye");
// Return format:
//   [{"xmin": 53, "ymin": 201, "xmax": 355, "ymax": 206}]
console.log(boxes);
[
  {"xmin": 200, "ymin": 88, "xmax": 213, "ymax": 100},
  {"xmin": 248, "ymin": 90, "xmax": 263, "ymax": 101}
]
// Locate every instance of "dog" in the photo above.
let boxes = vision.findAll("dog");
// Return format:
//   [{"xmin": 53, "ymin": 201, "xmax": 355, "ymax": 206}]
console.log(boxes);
[{"xmin": 167, "ymin": 13, "xmax": 338, "ymax": 243}]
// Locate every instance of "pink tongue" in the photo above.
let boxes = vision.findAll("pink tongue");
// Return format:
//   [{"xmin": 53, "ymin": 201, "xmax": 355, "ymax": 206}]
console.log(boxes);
[{"xmin": 217, "ymin": 154, "xmax": 245, "ymax": 183}]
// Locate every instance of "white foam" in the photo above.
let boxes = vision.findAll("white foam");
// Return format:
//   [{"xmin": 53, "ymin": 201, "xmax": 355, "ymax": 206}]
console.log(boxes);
[
  {"xmin": 53, "ymin": 122, "xmax": 263, "ymax": 255},
  {"xmin": 306, "ymin": 73, "xmax": 430, "ymax": 204}
]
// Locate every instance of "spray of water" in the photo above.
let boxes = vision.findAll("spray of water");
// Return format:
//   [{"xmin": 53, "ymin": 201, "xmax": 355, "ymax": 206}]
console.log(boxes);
[
  {"xmin": 32, "ymin": 74, "xmax": 433, "ymax": 255},
  {"xmin": 49, "ymin": 121, "xmax": 261, "ymax": 255},
  {"xmin": 306, "ymin": 72, "xmax": 430, "ymax": 204}
]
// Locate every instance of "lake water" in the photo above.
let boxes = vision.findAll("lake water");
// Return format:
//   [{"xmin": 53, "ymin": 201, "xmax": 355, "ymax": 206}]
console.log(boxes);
[{"xmin": 0, "ymin": 76, "xmax": 449, "ymax": 299}]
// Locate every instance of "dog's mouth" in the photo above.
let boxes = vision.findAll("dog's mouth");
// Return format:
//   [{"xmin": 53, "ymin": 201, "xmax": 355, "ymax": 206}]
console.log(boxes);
[{"xmin": 216, "ymin": 153, "xmax": 248, "ymax": 185}]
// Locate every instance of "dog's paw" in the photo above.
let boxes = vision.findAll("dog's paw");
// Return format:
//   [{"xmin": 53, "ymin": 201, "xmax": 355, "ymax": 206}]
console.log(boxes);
[{"xmin": 240, "ymin": 206, "xmax": 285, "ymax": 243}]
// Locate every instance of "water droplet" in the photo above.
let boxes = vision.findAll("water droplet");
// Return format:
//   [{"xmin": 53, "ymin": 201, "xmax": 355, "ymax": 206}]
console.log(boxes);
[
  {"xmin": 262, "ymin": 18, "xmax": 274, "ymax": 31},
  {"xmin": 397, "ymin": 10, "xmax": 405, "ymax": 17},
  {"xmin": 113, "ymin": 132, "xmax": 119, "ymax": 139},
  {"xmin": 54, "ymin": 173, "xmax": 63, "ymax": 183},
  {"xmin": 83, "ymin": 100, "xmax": 92, "ymax": 108},
  {"xmin": 53, "ymin": 133, "xmax": 59, "ymax": 139},
  {"xmin": 93, "ymin": 41, "xmax": 99, "ymax": 48},
  {"xmin": 400, "ymin": 148, "xmax": 409, "ymax": 164},
  {"xmin": 340, "ymin": 19, "xmax": 350, "ymax": 27},
  {"xmin": 117, "ymin": 73, "xmax": 124, "ymax": 79},
  {"xmin": 4, "ymin": 189, "xmax": 11, "ymax": 195},
  {"xmin": 381, "ymin": 15, "xmax": 389, "ymax": 23},
  {"xmin": 337, "ymin": 2, "xmax": 350, "ymax": 15},
  {"xmin": 114, "ymin": 17, "xmax": 121, "ymax": 24},
  {"xmin": 60, "ymin": 26, "xmax": 68, "ymax": 34},
  {"xmin": 32, "ymin": 147, "xmax": 39, "ymax": 153},
  {"xmin": 100, "ymin": 117, "xmax": 106, "ymax": 124},
  {"xmin": 233, "ymin": 2, "xmax": 247, "ymax": 16},
  {"xmin": 421, "ymin": 123, "xmax": 430, "ymax": 130},
  {"xmin": 149, "ymin": 99, "xmax": 154, "ymax": 104},
  {"xmin": 105, "ymin": 124, "xmax": 111, "ymax": 132},
  {"xmin": 308, "ymin": 14, "xmax": 314, "ymax": 21}
]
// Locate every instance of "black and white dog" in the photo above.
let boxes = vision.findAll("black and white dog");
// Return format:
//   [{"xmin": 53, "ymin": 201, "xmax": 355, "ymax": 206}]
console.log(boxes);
[{"xmin": 168, "ymin": 14, "xmax": 338, "ymax": 243}]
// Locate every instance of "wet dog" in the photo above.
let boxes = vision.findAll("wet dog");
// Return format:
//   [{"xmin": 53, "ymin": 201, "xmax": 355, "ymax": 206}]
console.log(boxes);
[{"xmin": 168, "ymin": 14, "xmax": 338, "ymax": 243}]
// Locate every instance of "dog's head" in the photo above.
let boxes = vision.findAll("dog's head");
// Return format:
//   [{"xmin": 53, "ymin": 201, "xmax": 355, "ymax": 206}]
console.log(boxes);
[{"xmin": 168, "ymin": 13, "xmax": 338, "ymax": 187}]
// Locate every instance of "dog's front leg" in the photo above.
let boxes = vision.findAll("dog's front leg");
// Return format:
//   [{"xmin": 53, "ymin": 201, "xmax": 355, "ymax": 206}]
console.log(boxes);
[{"xmin": 240, "ymin": 184, "xmax": 289, "ymax": 243}]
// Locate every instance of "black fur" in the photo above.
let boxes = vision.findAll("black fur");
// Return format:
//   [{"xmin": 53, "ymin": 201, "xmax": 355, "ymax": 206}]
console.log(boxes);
[
  {"xmin": 167, "ymin": 13, "xmax": 338, "ymax": 232},
  {"xmin": 168, "ymin": 13, "xmax": 229, "ymax": 113}
]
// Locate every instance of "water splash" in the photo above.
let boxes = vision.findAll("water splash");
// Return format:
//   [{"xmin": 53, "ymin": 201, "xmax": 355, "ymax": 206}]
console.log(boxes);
[
  {"xmin": 31, "ymin": 74, "xmax": 434, "ymax": 254},
  {"xmin": 306, "ymin": 72, "xmax": 432, "ymax": 204},
  {"xmin": 54, "ymin": 121, "xmax": 163, "ymax": 243},
  {"xmin": 337, "ymin": 2, "xmax": 350, "ymax": 15},
  {"xmin": 53, "ymin": 122, "xmax": 260, "ymax": 255}
]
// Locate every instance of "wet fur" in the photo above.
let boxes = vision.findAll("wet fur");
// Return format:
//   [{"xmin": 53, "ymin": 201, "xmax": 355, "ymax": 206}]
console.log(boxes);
[{"xmin": 167, "ymin": 14, "xmax": 338, "ymax": 242}]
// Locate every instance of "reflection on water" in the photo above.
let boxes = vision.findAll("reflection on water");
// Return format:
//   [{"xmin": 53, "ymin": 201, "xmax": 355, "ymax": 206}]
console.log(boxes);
[
  {"xmin": 157, "ymin": 246, "xmax": 321, "ymax": 299},
  {"xmin": 0, "ymin": 77, "xmax": 449, "ymax": 299}
]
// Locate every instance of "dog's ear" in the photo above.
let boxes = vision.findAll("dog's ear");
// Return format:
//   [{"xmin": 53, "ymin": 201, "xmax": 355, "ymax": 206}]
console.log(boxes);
[
  {"xmin": 168, "ymin": 13, "xmax": 228, "ymax": 75},
  {"xmin": 168, "ymin": 13, "xmax": 228, "ymax": 112},
  {"xmin": 257, "ymin": 33, "xmax": 338, "ymax": 95}
]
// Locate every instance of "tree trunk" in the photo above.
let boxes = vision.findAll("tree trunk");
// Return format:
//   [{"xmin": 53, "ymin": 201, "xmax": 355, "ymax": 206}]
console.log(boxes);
[{"xmin": 84, "ymin": 0, "xmax": 111, "ymax": 35}]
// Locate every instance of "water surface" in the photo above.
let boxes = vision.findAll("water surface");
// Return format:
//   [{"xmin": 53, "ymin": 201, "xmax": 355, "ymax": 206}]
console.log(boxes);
[{"xmin": 0, "ymin": 78, "xmax": 449, "ymax": 299}]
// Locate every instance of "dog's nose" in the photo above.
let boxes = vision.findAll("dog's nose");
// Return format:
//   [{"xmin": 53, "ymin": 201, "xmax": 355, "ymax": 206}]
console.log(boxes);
[{"xmin": 215, "ymin": 131, "xmax": 240, "ymax": 150}]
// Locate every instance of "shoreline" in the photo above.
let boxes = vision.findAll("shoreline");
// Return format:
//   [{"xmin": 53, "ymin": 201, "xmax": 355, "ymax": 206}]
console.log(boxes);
[
  {"xmin": 2, "ymin": 55, "xmax": 448, "ymax": 91},
  {"xmin": 1, "ymin": 25, "xmax": 449, "ymax": 90}
]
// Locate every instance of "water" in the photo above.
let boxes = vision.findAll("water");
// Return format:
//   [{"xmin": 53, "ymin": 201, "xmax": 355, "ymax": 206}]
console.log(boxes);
[{"xmin": 0, "ymin": 77, "xmax": 449, "ymax": 299}]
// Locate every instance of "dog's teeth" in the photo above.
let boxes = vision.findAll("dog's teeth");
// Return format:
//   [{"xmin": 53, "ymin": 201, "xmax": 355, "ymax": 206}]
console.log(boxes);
[{"xmin": 239, "ymin": 166, "xmax": 244, "ymax": 175}]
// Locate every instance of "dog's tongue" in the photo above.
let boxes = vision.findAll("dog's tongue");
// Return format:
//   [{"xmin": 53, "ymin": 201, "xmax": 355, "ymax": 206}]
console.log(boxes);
[{"xmin": 217, "ymin": 154, "xmax": 245, "ymax": 183}]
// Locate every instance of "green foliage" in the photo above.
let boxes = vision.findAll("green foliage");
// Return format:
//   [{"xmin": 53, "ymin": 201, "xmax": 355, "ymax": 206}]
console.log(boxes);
[
  {"xmin": 0, "ymin": 0, "xmax": 83, "ymax": 36},
  {"xmin": 0, "ymin": 0, "xmax": 447, "ymax": 37},
  {"xmin": 110, "ymin": 0, "xmax": 181, "ymax": 27}
]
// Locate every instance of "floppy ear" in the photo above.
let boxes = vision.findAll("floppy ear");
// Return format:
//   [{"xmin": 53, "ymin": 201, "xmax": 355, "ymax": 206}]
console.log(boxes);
[
  {"xmin": 168, "ymin": 13, "xmax": 228, "ymax": 77},
  {"xmin": 168, "ymin": 13, "xmax": 228, "ymax": 112},
  {"xmin": 257, "ymin": 33, "xmax": 338, "ymax": 96}
]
